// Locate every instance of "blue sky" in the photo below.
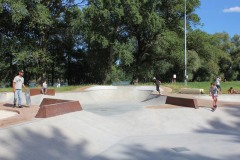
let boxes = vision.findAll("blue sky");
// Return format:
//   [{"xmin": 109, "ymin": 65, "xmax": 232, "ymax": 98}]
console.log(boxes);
[{"xmin": 195, "ymin": 0, "xmax": 240, "ymax": 37}]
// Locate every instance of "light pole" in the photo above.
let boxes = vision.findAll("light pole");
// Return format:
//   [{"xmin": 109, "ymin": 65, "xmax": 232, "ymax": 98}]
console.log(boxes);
[{"xmin": 184, "ymin": 0, "xmax": 187, "ymax": 85}]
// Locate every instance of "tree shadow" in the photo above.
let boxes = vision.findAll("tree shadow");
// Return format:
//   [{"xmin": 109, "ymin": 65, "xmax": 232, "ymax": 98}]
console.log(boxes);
[
  {"xmin": 196, "ymin": 106, "xmax": 240, "ymax": 142},
  {"xmin": 91, "ymin": 143, "xmax": 240, "ymax": 160},
  {"xmin": 2, "ymin": 125, "xmax": 239, "ymax": 160},
  {"xmin": 0, "ymin": 127, "xmax": 90, "ymax": 160}
]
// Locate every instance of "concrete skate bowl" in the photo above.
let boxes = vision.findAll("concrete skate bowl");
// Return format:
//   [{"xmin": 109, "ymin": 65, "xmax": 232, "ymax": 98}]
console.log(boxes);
[
  {"xmin": 51, "ymin": 86, "xmax": 165, "ymax": 116},
  {"xmin": 76, "ymin": 86, "xmax": 164, "ymax": 116}
]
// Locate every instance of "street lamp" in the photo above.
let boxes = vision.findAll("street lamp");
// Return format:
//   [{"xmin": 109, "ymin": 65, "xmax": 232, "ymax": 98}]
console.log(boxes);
[{"xmin": 184, "ymin": 0, "xmax": 187, "ymax": 85}]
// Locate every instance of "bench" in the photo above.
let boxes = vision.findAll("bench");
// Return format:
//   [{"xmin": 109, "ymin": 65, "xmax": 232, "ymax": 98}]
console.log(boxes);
[
  {"xmin": 35, "ymin": 98, "xmax": 83, "ymax": 118},
  {"xmin": 30, "ymin": 88, "xmax": 55, "ymax": 96},
  {"xmin": 165, "ymin": 96, "xmax": 199, "ymax": 109}
]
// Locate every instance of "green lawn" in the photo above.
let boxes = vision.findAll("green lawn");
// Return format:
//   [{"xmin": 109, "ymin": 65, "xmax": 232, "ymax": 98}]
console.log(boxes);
[
  {"xmin": 1, "ymin": 82, "xmax": 240, "ymax": 94},
  {"xmin": 0, "ymin": 85, "xmax": 92, "ymax": 92},
  {"xmin": 162, "ymin": 81, "xmax": 240, "ymax": 94}
]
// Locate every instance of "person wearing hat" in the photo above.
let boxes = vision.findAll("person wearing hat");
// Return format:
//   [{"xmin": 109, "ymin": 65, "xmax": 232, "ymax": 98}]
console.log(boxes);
[
  {"xmin": 153, "ymin": 77, "xmax": 161, "ymax": 95},
  {"xmin": 12, "ymin": 70, "xmax": 27, "ymax": 108}
]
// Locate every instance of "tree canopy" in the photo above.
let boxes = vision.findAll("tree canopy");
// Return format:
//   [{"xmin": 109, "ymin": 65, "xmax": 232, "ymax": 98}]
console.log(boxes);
[{"xmin": 0, "ymin": 0, "xmax": 239, "ymax": 86}]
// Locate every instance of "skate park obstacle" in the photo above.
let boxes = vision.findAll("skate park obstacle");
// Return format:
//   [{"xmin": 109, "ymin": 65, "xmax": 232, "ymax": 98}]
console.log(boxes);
[
  {"xmin": 35, "ymin": 98, "xmax": 82, "ymax": 118},
  {"xmin": 30, "ymin": 88, "xmax": 55, "ymax": 96},
  {"xmin": 165, "ymin": 96, "xmax": 199, "ymax": 109}
]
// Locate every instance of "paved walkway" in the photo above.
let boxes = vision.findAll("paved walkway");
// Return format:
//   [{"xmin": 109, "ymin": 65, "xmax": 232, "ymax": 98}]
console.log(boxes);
[{"xmin": 0, "ymin": 86, "xmax": 240, "ymax": 160}]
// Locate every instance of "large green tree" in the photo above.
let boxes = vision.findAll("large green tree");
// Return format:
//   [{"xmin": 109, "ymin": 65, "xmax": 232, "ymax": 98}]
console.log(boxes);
[
  {"xmin": 1, "ymin": 0, "xmax": 239, "ymax": 86},
  {"xmin": 0, "ymin": 0, "xmax": 80, "ymax": 85},
  {"xmin": 76, "ymin": 0, "xmax": 201, "ymax": 83}
]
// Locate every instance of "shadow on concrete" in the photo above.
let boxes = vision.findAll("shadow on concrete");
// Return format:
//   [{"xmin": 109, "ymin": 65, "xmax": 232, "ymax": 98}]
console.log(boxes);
[
  {"xmin": 0, "ymin": 127, "xmax": 90, "ymax": 160},
  {"xmin": 1, "ymin": 93, "xmax": 240, "ymax": 160},
  {"xmin": 91, "ymin": 144, "xmax": 240, "ymax": 160},
  {"xmin": 3, "ymin": 103, "xmax": 30, "ymax": 108},
  {"xmin": 1, "ymin": 126, "xmax": 240, "ymax": 160},
  {"xmin": 3, "ymin": 103, "xmax": 14, "ymax": 107},
  {"xmin": 1, "ymin": 122, "xmax": 240, "ymax": 160},
  {"xmin": 141, "ymin": 95, "xmax": 161, "ymax": 102},
  {"xmin": 196, "ymin": 106, "xmax": 240, "ymax": 142}
]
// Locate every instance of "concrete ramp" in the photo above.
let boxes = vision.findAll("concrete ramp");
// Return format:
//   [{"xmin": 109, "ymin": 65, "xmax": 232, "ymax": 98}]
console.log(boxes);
[
  {"xmin": 39, "ymin": 86, "xmax": 155, "ymax": 105},
  {"xmin": 166, "ymin": 96, "xmax": 199, "ymax": 109},
  {"xmin": 35, "ymin": 98, "xmax": 83, "ymax": 118}
]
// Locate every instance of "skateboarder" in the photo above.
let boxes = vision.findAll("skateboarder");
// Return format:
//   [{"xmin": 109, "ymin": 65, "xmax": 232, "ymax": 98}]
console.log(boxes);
[
  {"xmin": 12, "ymin": 70, "xmax": 27, "ymax": 108},
  {"xmin": 153, "ymin": 77, "xmax": 161, "ymax": 95},
  {"xmin": 209, "ymin": 82, "xmax": 218, "ymax": 112}
]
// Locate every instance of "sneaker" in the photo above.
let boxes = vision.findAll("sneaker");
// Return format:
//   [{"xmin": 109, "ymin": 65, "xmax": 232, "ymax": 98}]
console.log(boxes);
[
  {"xmin": 211, "ymin": 108, "xmax": 215, "ymax": 112},
  {"xmin": 18, "ymin": 106, "xmax": 23, "ymax": 108}
]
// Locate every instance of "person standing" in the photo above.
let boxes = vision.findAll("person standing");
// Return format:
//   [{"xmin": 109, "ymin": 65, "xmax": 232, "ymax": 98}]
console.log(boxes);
[
  {"xmin": 13, "ymin": 70, "xmax": 27, "ymax": 108},
  {"xmin": 216, "ymin": 76, "xmax": 222, "ymax": 93},
  {"xmin": 209, "ymin": 82, "xmax": 218, "ymax": 112},
  {"xmin": 42, "ymin": 80, "xmax": 48, "ymax": 95},
  {"xmin": 153, "ymin": 77, "xmax": 161, "ymax": 95},
  {"xmin": 57, "ymin": 78, "xmax": 61, "ymax": 88}
]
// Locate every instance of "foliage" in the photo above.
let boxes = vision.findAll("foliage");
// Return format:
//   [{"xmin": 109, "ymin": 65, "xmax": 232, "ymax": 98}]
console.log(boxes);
[{"xmin": 0, "ymin": 0, "xmax": 240, "ymax": 85}]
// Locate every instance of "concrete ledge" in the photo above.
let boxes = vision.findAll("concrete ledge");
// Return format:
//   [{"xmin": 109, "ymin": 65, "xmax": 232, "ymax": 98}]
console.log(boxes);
[
  {"xmin": 180, "ymin": 88, "xmax": 204, "ymax": 94},
  {"xmin": 35, "ymin": 98, "xmax": 83, "ymax": 118},
  {"xmin": 165, "ymin": 96, "xmax": 199, "ymax": 109},
  {"xmin": 30, "ymin": 88, "xmax": 55, "ymax": 96}
]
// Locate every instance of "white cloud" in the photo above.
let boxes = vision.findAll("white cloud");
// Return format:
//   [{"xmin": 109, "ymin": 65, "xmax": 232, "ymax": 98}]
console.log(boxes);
[{"xmin": 223, "ymin": 6, "xmax": 240, "ymax": 13}]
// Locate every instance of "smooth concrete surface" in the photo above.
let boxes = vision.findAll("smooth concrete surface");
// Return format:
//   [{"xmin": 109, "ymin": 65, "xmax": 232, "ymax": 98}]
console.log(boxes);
[
  {"xmin": 0, "ymin": 86, "xmax": 240, "ymax": 160},
  {"xmin": 0, "ymin": 110, "xmax": 18, "ymax": 119}
]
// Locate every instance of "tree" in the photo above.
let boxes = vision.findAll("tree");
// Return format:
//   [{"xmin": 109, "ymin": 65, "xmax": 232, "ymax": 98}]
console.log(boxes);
[{"xmin": 0, "ymin": 0, "xmax": 80, "ymax": 85}]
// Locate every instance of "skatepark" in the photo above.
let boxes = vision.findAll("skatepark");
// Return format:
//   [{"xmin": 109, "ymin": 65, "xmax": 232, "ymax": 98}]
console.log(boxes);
[{"xmin": 0, "ymin": 85, "xmax": 240, "ymax": 160}]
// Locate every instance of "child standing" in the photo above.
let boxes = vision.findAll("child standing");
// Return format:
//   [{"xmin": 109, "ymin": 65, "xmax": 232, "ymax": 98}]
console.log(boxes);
[
  {"xmin": 42, "ymin": 80, "xmax": 47, "ymax": 95},
  {"xmin": 209, "ymin": 82, "xmax": 218, "ymax": 112}
]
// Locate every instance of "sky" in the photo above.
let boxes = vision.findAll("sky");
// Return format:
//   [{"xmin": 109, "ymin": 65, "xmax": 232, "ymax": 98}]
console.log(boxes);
[{"xmin": 195, "ymin": 0, "xmax": 240, "ymax": 37}]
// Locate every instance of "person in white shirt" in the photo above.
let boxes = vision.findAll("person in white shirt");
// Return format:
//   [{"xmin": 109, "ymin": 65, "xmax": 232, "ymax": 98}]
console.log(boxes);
[
  {"xmin": 216, "ymin": 76, "xmax": 222, "ymax": 93},
  {"xmin": 12, "ymin": 70, "xmax": 27, "ymax": 108},
  {"xmin": 42, "ymin": 80, "xmax": 47, "ymax": 95},
  {"xmin": 57, "ymin": 78, "xmax": 61, "ymax": 88}
]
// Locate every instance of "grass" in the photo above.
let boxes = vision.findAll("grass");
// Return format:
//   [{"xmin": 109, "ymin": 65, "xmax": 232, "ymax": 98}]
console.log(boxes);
[
  {"xmin": 162, "ymin": 81, "xmax": 240, "ymax": 94},
  {"xmin": 1, "ymin": 81, "xmax": 240, "ymax": 94},
  {"xmin": 0, "ymin": 85, "xmax": 92, "ymax": 92},
  {"xmin": 138, "ymin": 81, "xmax": 240, "ymax": 94}
]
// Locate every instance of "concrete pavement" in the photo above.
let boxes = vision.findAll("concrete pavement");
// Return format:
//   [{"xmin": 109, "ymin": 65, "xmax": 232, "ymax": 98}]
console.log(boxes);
[{"xmin": 0, "ymin": 86, "xmax": 240, "ymax": 160}]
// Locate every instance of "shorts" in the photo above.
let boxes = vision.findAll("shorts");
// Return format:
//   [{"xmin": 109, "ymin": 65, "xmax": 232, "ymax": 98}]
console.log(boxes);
[{"xmin": 212, "ymin": 94, "xmax": 218, "ymax": 99}]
